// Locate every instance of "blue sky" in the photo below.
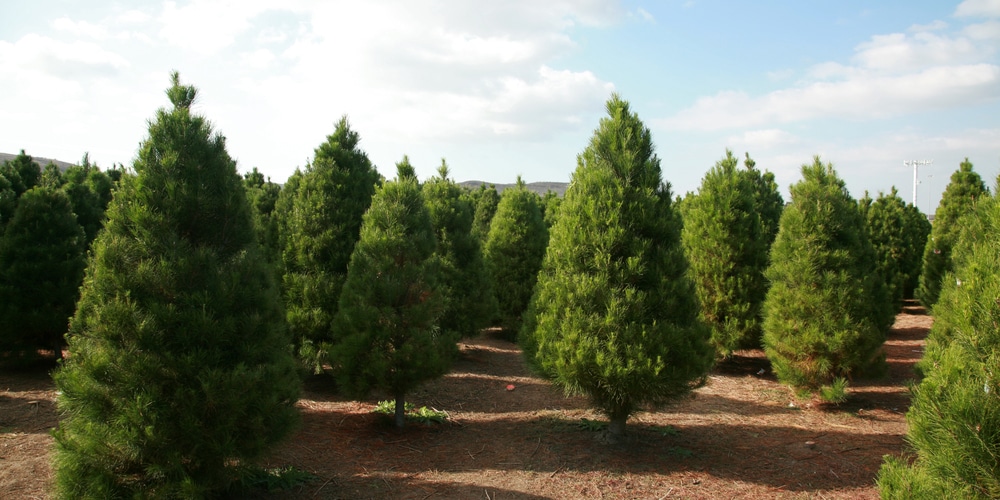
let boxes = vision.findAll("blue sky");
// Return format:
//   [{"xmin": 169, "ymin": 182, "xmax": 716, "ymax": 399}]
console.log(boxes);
[{"xmin": 2, "ymin": 1, "xmax": 998, "ymax": 213}]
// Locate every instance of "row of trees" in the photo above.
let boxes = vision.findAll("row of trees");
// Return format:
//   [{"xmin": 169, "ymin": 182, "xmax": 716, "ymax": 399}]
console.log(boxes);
[
  {"xmin": 4, "ymin": 70, "xmax": 990, "ymax": 495},
  {"xmin": 0, "ymin": 151, "xmax": 121, "ymax": 361}
]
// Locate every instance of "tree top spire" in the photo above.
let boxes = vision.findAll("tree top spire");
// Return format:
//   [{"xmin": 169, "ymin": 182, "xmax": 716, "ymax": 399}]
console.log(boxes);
[{"xmin": 166, "ymin": 71, "xmax": 197, "ymax": 109}]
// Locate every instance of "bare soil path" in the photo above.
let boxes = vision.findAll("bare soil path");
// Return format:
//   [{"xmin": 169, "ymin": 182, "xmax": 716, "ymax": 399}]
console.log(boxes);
[{"xmin": 0, "ymin": 303, "xmax": 930, "ymax": 499}]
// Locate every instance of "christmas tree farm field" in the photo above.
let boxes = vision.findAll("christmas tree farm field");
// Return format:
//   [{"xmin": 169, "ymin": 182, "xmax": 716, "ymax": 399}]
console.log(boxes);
[{"xmin": 2, "ymin": 304, "xmax": 929, "ymax": 498}]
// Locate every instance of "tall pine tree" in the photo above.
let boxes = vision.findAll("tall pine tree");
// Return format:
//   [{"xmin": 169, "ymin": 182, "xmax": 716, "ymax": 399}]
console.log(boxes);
[
  {"xmin": 915, "ymin": 158, "xmax": 988, "ymax": 310},
  {"xmin": 423, "ymin": 160, "xmax": 496, "ymax": 338},
  {"xmin": 526, "ymin": 95, "xmax": 712, "ymax": 441},
  {"xmin": 483, "ymin": 178, "xmax": 548, "ymax": 336},
  {"xmin": 681, "ymin": 150, "xmax": 779, "ymax": 356},
  {"xmin": 280, "ymin": 116, "xmax": 381, "ymax": 372},
  {"xmin": 878, "ymin": 186, "xmax": 1000, "ymax": 499},
  {"xmin": 52, "ymin": 73, "xmax": 300, "ymax": 497},
  {"xmin": 333, "ymin": 164, "xmax": 450, "ymax": 428},
  {"xmin": 762, "ymin": 158, "xmax": 893, "ymax": 401},
  {"xmin": 0, "ymin": 187, "xmax": 86, "ymax": 361},
  {"xmin": 862, "ymin": 187, "xmax": 930, "ymax": 311}
]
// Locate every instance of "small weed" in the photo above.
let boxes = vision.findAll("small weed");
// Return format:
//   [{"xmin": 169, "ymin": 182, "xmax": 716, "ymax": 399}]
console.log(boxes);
[
  {"xmin": 577, "ymin": 418, "xmax": 608, "ymax": 432},
  {"xmin": 372, "ymin": 400, "xmax": 448, "ymax": 424},
  {"xmin": 233, "ymin": 465, "xmax": 315, "ymax": 493},
  {"xmin": 655, "ymin": 425, "xmax": 680, "ymax": 437}
]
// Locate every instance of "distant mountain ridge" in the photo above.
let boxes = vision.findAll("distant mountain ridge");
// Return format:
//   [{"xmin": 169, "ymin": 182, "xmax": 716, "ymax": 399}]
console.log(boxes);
[
  {"xmin": 459, "ymin": 180, "xmax": 568, "ymax": 196},
  {"xmin": 0, "ymin": 152, "xmax": 76, "ymax": 172}
]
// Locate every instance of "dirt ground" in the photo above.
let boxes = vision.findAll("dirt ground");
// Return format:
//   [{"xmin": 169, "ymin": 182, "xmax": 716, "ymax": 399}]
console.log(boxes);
[{"xmin": 1, "ymin": 303, "xmax": 930, "ymax": 499}]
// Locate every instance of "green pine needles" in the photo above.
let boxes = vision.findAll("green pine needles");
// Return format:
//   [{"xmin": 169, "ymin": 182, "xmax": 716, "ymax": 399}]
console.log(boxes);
[
  {"xmin": 915, "ymin": 158, "xmax": 988, "ymax": 310},
  {"xmin": 332, "ymin": 164, "xmax": 452, "ymax": 429},
  {"xmin": 860, "ymin": 187, "xmax": 930, "ymax": 311},
  {"xmin": 762, "ymin": 158, "xmax": 893, "ymax": 401},
  {"xmin": 878, "ymin": 185, "xmax": 1000, "ymax": 499},
  {"xmin": 279, "ymin": 116, "xmax": 381, "ymax": 372},
  {"xmin": 483, "ymin": 177, "xmax": 548, "ymax": 336},
  {"xmin": 524, "ymin": 94, "xmax": 713, "ymax": 441},
  {"xmin": 52, "ymin": 73, "xmax": 300, "ymax": 498},
  {"xmin": 681, "ymin": 150, "xmax": 783, "ymax": 357}
]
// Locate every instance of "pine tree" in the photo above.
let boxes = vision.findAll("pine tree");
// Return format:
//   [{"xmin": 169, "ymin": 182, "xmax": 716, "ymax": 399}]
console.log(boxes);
[
  {"xmin": 422, "ymin": 159, "xmax": 496, "ymax": 337},
  {"xmin": 0, "ymin": 150, "xmax": 42, "ymax": 197},
  {"xmin": 483, "ymin": 178, "xmax": 548, "ymax": 336},
  {"xmin": 280, "ymin": 116, "xmax": 381, "ymax": 372},
  {"xmin": 333, "ymin": 164, "xmax": 450, "ymax": 428},
  {"xmin": 744, "ymin": 153, "xmax": 784, "ymax": 251},
  {"xmin": 862, "ymin": 187, "xmax": 929, "ymax": 311},
  {"xmin": 470, "ymin": 183, "xmax": 500, "ymax": 243},
  {"xmin": 243, "ymin": 167, "xmax": 283, "ymax": 265},
  {"xmin": 525, "ymin": 95, "xmax": 713, "ymax": 441},
  {"xmin": 0, "ymin": 171, "xmax": 15, "ymax": 231},
  {"xmin": 916, "ymin": 158, "xmax": 988, "ymax": 310},
  {"xmin": 540, "ymin": 190, "xmax": 562, "ymax": 229},
  {"xmin": 681, "ymin": 150, "xmax": 777, "ymax": 356},
  {"xmin": 0, "ymin": 187, "xmax": 86, "ymax": 361},
  {"xmin": 762, "ymin": 158, "xmax": 893, "ymax": 401},
  {"xmin": 877, "ymin": 190, "xmax": 1000, "ymax": 499},
  {"xmin": 901, "ymin": 203, "xmax": 932, "ymax": 299},
  {"xmin": 52, "ymin": 73, "xmax": 300, "ymax": 498},
  {"xmin": 61, "ymin": 160, "xmax": 115, "ymax": 249}
]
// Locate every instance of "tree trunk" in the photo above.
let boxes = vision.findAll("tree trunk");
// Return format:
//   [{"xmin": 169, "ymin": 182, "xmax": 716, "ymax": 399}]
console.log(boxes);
[
  {"xmin": 394, "ymin": 393, "xmax": 406, "ymax": 429},
  {"xmin": 608, "ymin": 414, "xmax": 627, "ymax": 440}
]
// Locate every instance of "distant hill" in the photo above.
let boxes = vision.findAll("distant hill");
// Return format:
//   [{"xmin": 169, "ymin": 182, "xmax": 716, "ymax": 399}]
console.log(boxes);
[
  {"xmin": 459, "ymin": 180, "xmax": 568, "ymax": 197},
  {"xmin": 0, "ymin": 152, "xmax": 76, "ymax": 172}
]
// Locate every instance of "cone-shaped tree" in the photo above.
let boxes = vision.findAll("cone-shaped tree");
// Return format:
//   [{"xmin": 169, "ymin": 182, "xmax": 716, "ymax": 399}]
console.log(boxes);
[
  {"xmin": 762, "ymin": 157, "xmax": 893, "ymax": 401},
  {"xmin": 862, "ymin": 187, "xmax": 930, "ymax": 311},
  {"xmin": 0, "ymin": 186, "xmax": 86, "ymax": 361},
  {"xmin": 540, "ymin": 190, "xmax": 562, "ymax": 229},
  {"xmin": 877, "ymin": 192, "xmax": 1000, "ymax": 499},
  {"xmin": 61, "ymin": 161, "xmax": 115, "ymax": 249},
  {"xmin": 681, "ymin": 150, "xmax": 779, "ymax": 356},
  {"xmin": 483, "ymin": 178, "xmax": 548, "ymax": 335},
  {"xmin": 901, "ymin": 203, "xmax": 932, "ymax": 299},
  {"xmin": 916, "ymin": 158, "xmax": 988, "ymax": 309},
  {"xmin": 243, "ymin": 167, "xmax": 283, "ymax": 265},
  {"xmin": 52, "ymin": 72, "xmax": 300, "ymax": 498},
  {"xmin": 333, "ymin": 164, "xmax": 450, "ymax": 428},
  {"xmin": 470, "ymin": 183, "xmax": 500, "ymax": 243},
  {"xmin": 280, "ymin": 116, "xmax": 381, "ymax": 371},
  {"xmin": 423, "ymin": 159, "xmax": 497, "ymax": 337},
  {"xmin": 525, "ymin": 95, "xmax": 713, "ymax": 441},
  {"xmin": 744, "ymin": 153, "xmax": 784, "ymax": 252},
  {"xmin": 0, "ymin": 172, "xmax": 15, "ymax": 231},
  {"xmin": 0, "ymin": 150, "xmax": 42, "ymax": 198}
]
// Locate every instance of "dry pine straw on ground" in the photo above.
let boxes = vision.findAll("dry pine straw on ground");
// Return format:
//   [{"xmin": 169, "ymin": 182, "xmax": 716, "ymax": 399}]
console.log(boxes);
[{"xmin": 1, "ymin": 303, "xmax": 930, "ymax": 499}]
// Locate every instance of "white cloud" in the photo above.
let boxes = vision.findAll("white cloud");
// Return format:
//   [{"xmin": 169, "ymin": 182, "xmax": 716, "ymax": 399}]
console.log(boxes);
[
  {"xmin": 0, "ymin": 34, "xmax": 129, "ymax": 78},
  {"xmin": 158, "ymin": 0, "xmax": 273, "ymax": 54},
  {"xmin": 116, "ymin": 10, "xmax": 152, "ymax": 24},
  {"xmin": 965, "ymin": 20, "xmax": 1000, "ymax": 39},
  {"xmin": 633, "ymin": 8, "xmax": 655, "ymax": 23},
  {"xmin": 240, "ymin": 48, "xmax": 275, "ymax": 69},
  {"xmin": 52, "ymin": 17, "xmax": 109, "ymax": 39},
  {"xmin": 728, "ymin": 129, "xmax": 798, "ymax": 150},
  {"xmin": 955, "ymin": 0, "xmax": 1000, "ymax": 18},
  {"xmin": 854, "ymin": 32, "xmax": 984, "ymax": 72}
]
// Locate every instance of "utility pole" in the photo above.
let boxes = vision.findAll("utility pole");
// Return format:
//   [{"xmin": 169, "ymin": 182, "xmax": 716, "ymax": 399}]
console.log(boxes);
[{"xmin": 905, "ymin": 159, "xmax": 933, "ymax": 207}]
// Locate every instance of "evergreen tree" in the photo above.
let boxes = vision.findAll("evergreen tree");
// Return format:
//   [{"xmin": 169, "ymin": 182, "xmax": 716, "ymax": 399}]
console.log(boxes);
[
  {"xmin": 0, "ymin": 172, "xmax": 15, "ymax": 231},
  {"xmin": 243, "ymin": 167, "xmax": 283, "ymax": 265},
  {"xmin": 0, "ymin": 187, "xmax": 86, "ymax": 360},
  {"xmin": 280, "ymin": 116, "xmax": 381, "ymax": 372},
  {"xmin": 333, "ymin": 164, "xmax": 450, "ymax": 428},
  {"xmin": 483, "ymin": 177, "xmax": 548, "ymax": 336},
  {"xmin": 902, "ymin": 203, "xmax": 932, "ymax": 299},
  {"xmin": 52, "ymin": 73, "xmax": 300, "ymax": 498},
  {"xmin": 877, "ymin": 191, "xmax": 1000, "ymax": 499},
  {"xmin": 423, "ymin": 159, "xmax": 497, "ymax": 337},
  {"xmin": 681, "ymin": 150, "xmax": 776, "ymax": 356},
  {"xmin": 41, "ymin": 162, "xmax": 65, "ymax": 189},
  {"xmin": 0, "ymin": 150, "xmax": 42, "ymax": 197},
  {"xmin": 526, "ymin": 95, "xmax": 713, "ymax": 440},
  {"xmin": 470, "ymin": 183, "xmax": 500, "ymax": 243},
  {"xmin": 762, "ymin": 157, "xmax": 893, "ymax": 401},
  {"xmin": 863, "ymin": 187, "xmax": 929, "ymax": 311},
  {"xmin": 916, "ymin": 158, "xmax": 988, "ymax": 309},
  {"xmin": 61, "ymin": 161, "xmax": 115, "ymax": 249},
  {"xmin": 744, "ymin": 153, "xmax": 784, "ymax": 250},
  {"xmin": 540, "ymin": 190, "xmax": 562, "ymax": 229}
]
